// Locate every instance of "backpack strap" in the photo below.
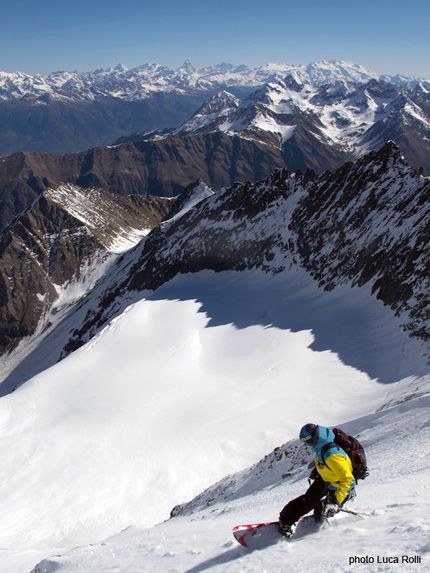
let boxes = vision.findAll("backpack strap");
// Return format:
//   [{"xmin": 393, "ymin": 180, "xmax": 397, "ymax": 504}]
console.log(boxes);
[{"xmin": 320, "ymin": 442, "xmax": 341, "ymax": 469}]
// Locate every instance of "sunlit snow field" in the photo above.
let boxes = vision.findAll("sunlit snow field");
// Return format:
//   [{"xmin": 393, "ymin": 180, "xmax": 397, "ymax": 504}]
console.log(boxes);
[{"xmin": 0, "ymin": 269, "xmax": 429, "ymax": 572}]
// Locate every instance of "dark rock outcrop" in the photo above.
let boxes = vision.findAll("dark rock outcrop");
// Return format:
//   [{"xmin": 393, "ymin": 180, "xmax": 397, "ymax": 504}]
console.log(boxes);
[
  {"xmin": 0, "ymin": 135, "xmax": 286, "ymax": 233},
  {"xmin": 0, "ymin": 185, "xmax": 171, "ymax": 353}
]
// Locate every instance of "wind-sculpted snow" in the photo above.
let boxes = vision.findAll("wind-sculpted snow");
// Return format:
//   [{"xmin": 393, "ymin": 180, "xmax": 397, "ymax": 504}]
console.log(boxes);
[{"xmin": 0, "ymin": 269, "xmax": 391, "ymax": 572}]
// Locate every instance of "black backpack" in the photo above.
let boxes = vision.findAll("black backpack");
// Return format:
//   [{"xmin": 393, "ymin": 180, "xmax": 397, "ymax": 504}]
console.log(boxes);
[{"xmin": 321, "ymin": 427, "xmax": 369, "ymax": 480}]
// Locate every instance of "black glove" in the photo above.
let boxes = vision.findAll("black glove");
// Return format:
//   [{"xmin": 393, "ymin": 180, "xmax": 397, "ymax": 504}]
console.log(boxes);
[
  {"xmin": 346, "ymin": 487, "xmax": 356, "ymax": 504},
  {"xmin": 322, "ymin": 494, "xmax": 339, "ymax": 518}
]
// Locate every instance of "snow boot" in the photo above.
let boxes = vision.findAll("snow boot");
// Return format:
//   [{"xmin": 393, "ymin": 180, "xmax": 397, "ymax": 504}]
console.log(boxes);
[{"xmin": 278, "ymin": 521, "xmax": 293, "ymax": 537}]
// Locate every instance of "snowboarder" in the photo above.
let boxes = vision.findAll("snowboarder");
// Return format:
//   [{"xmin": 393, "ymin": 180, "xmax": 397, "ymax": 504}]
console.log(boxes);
[{"xmin": 278, "ymin": 423, "xmax": 356, "ymax": 537}]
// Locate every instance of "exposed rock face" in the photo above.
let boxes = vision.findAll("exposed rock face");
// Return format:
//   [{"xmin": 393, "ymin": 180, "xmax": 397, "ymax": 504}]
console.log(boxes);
[
  {"xmin": 0, "ymin": 135, "xmax": 286, "ymax": 233},
  {"xmin": 0, "ymin": 185, "xmax": 171, "ymax": 353},
  {"xmin": 290, "ymin": 143, "xmax": 429, "ymax": 335}
]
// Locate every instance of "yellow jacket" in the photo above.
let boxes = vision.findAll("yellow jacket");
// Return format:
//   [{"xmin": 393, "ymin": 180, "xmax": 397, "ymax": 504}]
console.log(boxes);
[
  {"xmin": 315, "ymin": 450, "xmax": 355, "ymax": 504},
  {"xmin": 311, "ymin": 425, "xmax": 356, "ymax": 505}
]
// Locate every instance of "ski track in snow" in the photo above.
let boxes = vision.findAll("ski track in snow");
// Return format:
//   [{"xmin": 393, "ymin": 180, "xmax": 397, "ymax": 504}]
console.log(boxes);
[{"xmin": 0, "ymin": 270, "xmax": 428, "ymax": 572}]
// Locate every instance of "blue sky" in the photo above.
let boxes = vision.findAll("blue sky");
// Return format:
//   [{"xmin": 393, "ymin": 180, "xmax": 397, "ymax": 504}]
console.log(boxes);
[{"xmin": 1, "ymin": 0, "xmax": 429, "ymax": 78}]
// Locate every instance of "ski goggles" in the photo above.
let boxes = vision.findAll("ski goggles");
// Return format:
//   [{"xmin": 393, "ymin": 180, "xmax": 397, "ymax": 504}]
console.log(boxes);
[{"xmin": 300, "ymin": 434, "xmax": 316, "ymax": 445}]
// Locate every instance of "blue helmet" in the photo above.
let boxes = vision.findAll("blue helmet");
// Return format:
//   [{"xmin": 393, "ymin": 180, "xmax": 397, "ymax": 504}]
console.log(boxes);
[{"xmin": 299, "ymin": 423, "xmax": 319, "ymax": 446}]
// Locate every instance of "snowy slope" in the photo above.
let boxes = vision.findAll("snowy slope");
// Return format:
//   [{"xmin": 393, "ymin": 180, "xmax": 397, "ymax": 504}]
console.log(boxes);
[
  {"xmin": 0, "ymin": 267, "xmax": 429, "ymax": 572},
  {"xmin": 0, "ymin": 145, "xmax": 428, "ymax": 572},
  {"xmin": 31, "ymin": 373, "xmax": 430, "ymax": 573}
]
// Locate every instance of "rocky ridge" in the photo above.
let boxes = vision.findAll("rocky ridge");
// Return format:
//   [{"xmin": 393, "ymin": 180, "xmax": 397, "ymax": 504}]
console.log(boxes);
[
  {"xmin": 1, "ymin": 142, "xmax": 428, "ymax": 382},
  {"xmin": 2, "ymin": 70, "xmax": 429, "ymax": 236},
  {"xmin": 0, "ymin": 185, "xmax": 171, "ymax": 354},
  {"xmin": 54, "ymin": 143, "xmax": 430, "ymax": 366},
  {"xmin": 0, "ymin": 136, "xmax": 286, "ymax": 234}
]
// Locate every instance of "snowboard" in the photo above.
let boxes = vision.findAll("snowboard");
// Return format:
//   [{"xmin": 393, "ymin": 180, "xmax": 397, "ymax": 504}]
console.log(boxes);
[{"xmin": 232, "ymin": 515, "xmax": 323, "ymax": 548}]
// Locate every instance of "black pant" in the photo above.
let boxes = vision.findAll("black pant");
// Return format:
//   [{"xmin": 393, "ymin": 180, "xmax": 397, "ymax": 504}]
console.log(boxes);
[{"xmin": 279, "ymin": 475, "xmax": 328, "ymax": 525}]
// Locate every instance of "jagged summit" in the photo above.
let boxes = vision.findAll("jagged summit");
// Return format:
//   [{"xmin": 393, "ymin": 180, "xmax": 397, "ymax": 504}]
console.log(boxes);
[
  {"xmin": 179, "ymin": 60, "xmax": 196, "ymax": 72},
  {"xmin": 114, "ymin": 63, "xmax": 128, "ymax": 72},
  {"xmin": 196, "ymin": 90, "xmax": 241, "ymax": 115}
]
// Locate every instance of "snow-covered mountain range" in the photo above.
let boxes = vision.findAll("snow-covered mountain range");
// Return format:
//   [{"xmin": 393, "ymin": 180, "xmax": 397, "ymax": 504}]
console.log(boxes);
[
  {"xmin": 1, "ymin": 59, "xmax": 429, "ymax": 172},
  {"xmin": 123, "ymin": 73, "xmax": 430, "ymax": 174},
  {"xmin": 1, "ymin": 59, "xmax": 427, "ymax": 102},
  {"xmin": 1, "ymin": 61, "xmax": 429, "ymax": 243},
  {"xmin": 0, "ymin": 60, "xmax": 386, "ymax": 101}
]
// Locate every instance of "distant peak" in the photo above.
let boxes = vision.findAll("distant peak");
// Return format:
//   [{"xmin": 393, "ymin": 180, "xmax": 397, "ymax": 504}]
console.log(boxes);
[{"xmin": 178, "ymin": 60, "xmax": 196, "ymax": 73}]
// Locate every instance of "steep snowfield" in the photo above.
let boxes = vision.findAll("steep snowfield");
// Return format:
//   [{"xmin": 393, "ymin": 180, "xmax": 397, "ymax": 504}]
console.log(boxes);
[
  {"xmin": 31, "ymin": 376, "xmax": 430, "ymax": 573},
  {"xmin": 0, "ymin": 268, "xmax": 428, "ymax": 572}
]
